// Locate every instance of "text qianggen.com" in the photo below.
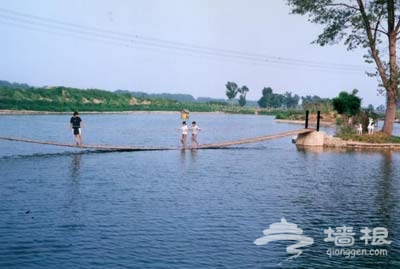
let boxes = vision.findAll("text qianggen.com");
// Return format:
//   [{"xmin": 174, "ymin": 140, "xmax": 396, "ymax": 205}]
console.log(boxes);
[{"xmin": 327, "ymin": 247, "xmax": 388, "ymax": 258}]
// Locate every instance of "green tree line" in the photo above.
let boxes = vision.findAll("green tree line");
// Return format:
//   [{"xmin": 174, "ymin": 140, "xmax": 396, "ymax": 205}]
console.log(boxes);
[{"xmin": 0, "ymin": 84, "xmax": 232, "ymax": 112}]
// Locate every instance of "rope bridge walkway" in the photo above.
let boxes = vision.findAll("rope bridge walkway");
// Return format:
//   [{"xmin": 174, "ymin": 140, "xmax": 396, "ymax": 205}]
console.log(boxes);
[
  {"xmin": 0, "ymin": 128, "xmax": 313, "ymax": 152},
  {"xmin": 197, "ymin": 128, "xmax": 312, "ymax": 149}
]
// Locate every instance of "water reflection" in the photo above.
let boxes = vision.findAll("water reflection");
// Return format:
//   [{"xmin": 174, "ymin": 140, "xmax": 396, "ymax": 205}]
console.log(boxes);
[
  {"xmin": 64, "ymin": 154, "xmax": 83, "ymax": 223},
  {"xmin": 296, "ymin": 145, "xmax": 324, "ymax": 153},
  {"xmin": 179, "ymin": 148, "xmax": 199, "ymax": 163},
  {"xmin": 189, "ymin": 148, "xmax": 198, "ymax": 160},
  {"xmin": 70, "ymin": 153, "xmax": 82, "ymax": 178},
  {"xmin": 296, "ymin": 145, "xmax": 347, "ymax": 153},
  {"xmin": 374, "ymin": 151, "xmax": 398, "ymax": 265},
  {"xmin": 376, "ymin": 151, "xmax": 395, "ymax": 226},
  {"xmin": 180, "ymin": 148, "xmax": 186, "ymax": 162}
]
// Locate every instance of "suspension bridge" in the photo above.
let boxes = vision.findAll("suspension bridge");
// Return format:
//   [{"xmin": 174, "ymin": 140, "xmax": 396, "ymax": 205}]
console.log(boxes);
[{"xmin": 0, "ymin": 128, "xmax": 314, "ymax": 152}]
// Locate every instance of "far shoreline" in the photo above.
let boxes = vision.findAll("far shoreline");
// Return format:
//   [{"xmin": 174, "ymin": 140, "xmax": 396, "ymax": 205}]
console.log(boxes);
[{"xmin": 0, "ymin": 109, "xmax": 228, "ymax": 115}]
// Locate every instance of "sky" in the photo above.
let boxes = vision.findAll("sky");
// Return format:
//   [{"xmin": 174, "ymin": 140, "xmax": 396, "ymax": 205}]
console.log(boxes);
[{"xmin": 0, "ymin": 0, "xmax": 387, "ymax": 107}]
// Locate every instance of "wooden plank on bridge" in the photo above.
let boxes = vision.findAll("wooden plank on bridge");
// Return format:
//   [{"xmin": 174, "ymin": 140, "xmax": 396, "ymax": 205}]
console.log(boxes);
[{"xmin": 0, "ymin": 128, "xmax": 313, "ymax": 151}]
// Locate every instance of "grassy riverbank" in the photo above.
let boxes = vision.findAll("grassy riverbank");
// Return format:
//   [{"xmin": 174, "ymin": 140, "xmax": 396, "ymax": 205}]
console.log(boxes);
[{"xmin": 336, "ymin": 126, "xmax": 400, "ymax": 143}]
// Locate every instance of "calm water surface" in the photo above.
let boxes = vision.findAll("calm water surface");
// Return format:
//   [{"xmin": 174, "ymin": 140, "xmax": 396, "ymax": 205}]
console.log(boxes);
[{"xmin": 0, "ymin": 113, "xmax": 399, "ymax": 268}]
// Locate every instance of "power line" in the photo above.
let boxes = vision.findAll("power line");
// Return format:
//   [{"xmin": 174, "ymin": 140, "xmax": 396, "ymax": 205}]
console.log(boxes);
[
  {"xmin": 0, "ymin": 7, "xmax": 372, "ymax": 73},
  {"xmin": 0, "ymin": 7, "xmax": 365, "ymax": 71}
]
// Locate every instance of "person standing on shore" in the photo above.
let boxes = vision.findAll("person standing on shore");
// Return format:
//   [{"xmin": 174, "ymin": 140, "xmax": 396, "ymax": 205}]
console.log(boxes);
[
  {"xmin": 191, "ymin": 121, "xmax": 201, "ymax": 148},
  {"xmin": 70, "ymin": 111, "xmax": 83, "ymax": 146},
  {"xmin": 179, "ymin": 121, "xmax": 188, "ymax": 148}
]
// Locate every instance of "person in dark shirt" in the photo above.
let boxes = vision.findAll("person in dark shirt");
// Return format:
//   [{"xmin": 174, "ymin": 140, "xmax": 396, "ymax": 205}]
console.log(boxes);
[{"xmin": 70, "ymin": 111, "xmax": 83, "ymax": 146}]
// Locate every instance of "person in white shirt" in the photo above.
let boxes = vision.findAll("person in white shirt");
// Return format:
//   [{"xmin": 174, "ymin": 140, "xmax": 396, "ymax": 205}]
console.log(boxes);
[
  {"xmin": 179, "ymin": 121, "xmax": 188, "ymax": 148},
  {"xmin": 191, "ymin": 121, "xmax": 201, "ymax": 148}
]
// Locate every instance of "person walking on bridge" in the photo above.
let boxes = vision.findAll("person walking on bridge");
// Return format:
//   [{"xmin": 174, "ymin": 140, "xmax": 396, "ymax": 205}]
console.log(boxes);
[
  {"xmin": 179, "ymin": 121, "xmax": 188, "ymax": 148},
  {"xmin": 70, "ymin": 111, "xmax": 83, "ymax": 146},
  {"xmin": 190, "ymin": 121, "xmax": 201, "ymax": 148}
]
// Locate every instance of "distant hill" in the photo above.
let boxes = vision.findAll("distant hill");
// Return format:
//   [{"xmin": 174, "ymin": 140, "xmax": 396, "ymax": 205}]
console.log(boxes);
[
  {"xmin": 115, "ymin": 90, "xmax": 197, "ymax": 103},
  {"xmin": 115, "ymin": 90, "xmax": 233, "ymax": 104},
  {"xmin": 0, "ymin": 80, "xmax": 242, "ymax": 112},
  {"xmin": 0, "ymin": 80, "xmax": 30, "ymax": 89}
]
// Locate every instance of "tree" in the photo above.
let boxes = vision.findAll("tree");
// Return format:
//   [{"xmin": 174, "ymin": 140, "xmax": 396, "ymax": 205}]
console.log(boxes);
[
  {"xmin": 301, "ymin": 95, "xmax": 332, "ymax": 113},
  {"xmin": 257, "ymin": 87, "xmax": 285, "ymax": 108},
  {"xmin": 376, "ymin": 104, "xmax": 386, "ymax": 113},
  {"xmin": 258, "ymin": 87, "xmax": 299, "ymax": 108},
  {"xmin": 225, "ymin": 81, "xmax": 239, "ymax": 104},
  {"xmin": 367, "ymin": 104, "xmax": 375, "ymax": 112},
  {"xmin": 238, "ymin": 85, "xmax": 249, "ymax": 107},
  {"xmin": 238, "ymin": 95, "xmax": 246, "ymax": 107},
  {"xmin": 258, "ymin": 87, "xmax": 274, "ymax": 108},
  {"xmin": 283, "ymin": 91, "xmax": 300, "ymax": 108},
  {"xmin": 287, "ymin": 0, "xmax": 399, "ymax": 135},
  {"xmin": 332, "ymin": 89, "xmax": 362, "ymax": 123}
]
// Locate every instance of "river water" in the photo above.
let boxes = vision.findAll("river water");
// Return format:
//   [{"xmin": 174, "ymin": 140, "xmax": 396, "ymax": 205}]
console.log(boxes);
[{"xmin": 0, "ymin": 113, "xmax": 399, "ymax": 268}]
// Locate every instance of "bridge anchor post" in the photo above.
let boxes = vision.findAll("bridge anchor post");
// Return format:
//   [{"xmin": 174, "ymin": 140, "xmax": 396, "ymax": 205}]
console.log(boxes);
[
  {"xmin": 296, "ymin": 131, "xmax": 325, "ymax": 147},
  {"xmin": 305, "ymin": 110, "xmax": 309, "ymax": 129}
]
